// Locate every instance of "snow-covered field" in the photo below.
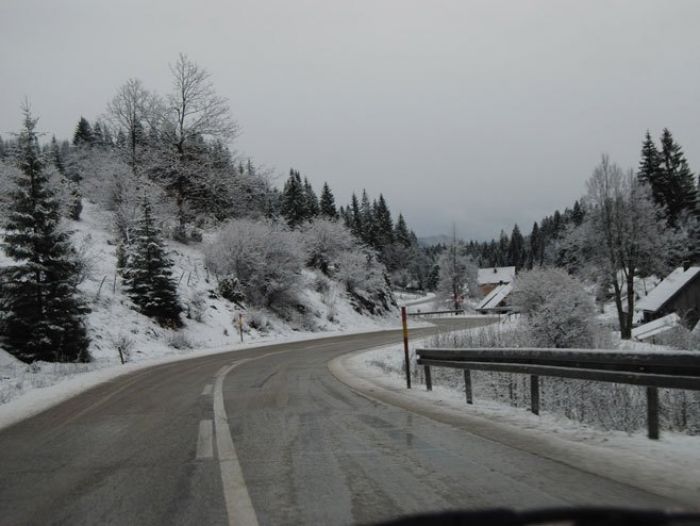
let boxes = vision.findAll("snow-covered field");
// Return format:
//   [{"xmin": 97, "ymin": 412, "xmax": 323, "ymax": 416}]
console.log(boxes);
[{"xmin": 0, "ymin": 201, "xmax": 402, "ymax": 412}]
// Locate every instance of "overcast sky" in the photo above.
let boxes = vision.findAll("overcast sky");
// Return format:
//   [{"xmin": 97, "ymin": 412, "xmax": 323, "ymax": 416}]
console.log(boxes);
[{"xmin": 2, "ymin": 0, "xmax": 699, "ymax": 239}]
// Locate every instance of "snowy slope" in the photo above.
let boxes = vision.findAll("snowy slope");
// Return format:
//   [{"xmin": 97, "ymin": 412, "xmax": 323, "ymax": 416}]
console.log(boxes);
[{"xmin": 0, "ymin": 200, "xmax": 400, "ymax": 405}]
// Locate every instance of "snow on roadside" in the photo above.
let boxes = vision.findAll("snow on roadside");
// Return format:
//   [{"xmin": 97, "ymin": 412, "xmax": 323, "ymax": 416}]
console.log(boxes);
[{"xmin": 345, "ymin": 340, "xmax": 700, "ymax": 505}]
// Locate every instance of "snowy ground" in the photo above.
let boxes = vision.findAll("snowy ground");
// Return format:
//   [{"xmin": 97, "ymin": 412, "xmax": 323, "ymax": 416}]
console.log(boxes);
[
  {"xmin": 343, "ymin": 336, "xmax": 700, "ymax": 505},
  {"xmin": 0, "ymin": 200, "xmax": 403, "ymax": 412}
]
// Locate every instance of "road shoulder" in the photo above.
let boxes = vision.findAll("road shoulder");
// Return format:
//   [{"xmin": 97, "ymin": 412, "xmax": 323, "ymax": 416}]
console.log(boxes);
[{"xmin": 329, "ymin": 347, "xmax": 700, "ymax": 509}]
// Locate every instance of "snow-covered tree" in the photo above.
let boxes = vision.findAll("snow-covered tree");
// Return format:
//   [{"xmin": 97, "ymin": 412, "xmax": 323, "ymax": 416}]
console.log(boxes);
[
  {"xmin": 319, "ymin": 182, "xmax": 338, "ymax": 219},
  {"xmin": 393, "ymin": 213, "xmax": 412, "ymax": 248},
  {"xmin": 158, "ymin": 53, "xmax": 238, "ymax": 237},
  {"xmin": 73, "ymin": 117, "xmax": 94, "ymax": 147},
  {"xmin": 300, "ymin": 218, "xmax": 358, "ymax": 275},
  {"xmin": 123, "ymin": 197, "xmax": 183, "ymax": 327},
  {"xmin": 436, "ymin": 245, "xmax": 477, "ymax": 309},
  {"xmin": 513, "ymin": 268, "xmax": 596, "ymax": 348},
  {"xmin": 107, "ymin": 78, "xmax": 160, "ymax": 174},
  {"xmin": 582, "ymin": 155, "xmax": 674, "ymax": 339},
  {"xmin": 1, "ymin": 108, "xmax": 90, "ymax": 363},
  {"xmin": 658, "ymin": 129, "xmax": 697, "ymax": 227},
  {"xmin": 204, "ymin": 219, "xmax": 304, "ymax": 310},
  {"xmin": 280, "ymin": 169, "xmax": 307, "ymax": 227},
  {"xmin": 303, "ymin": 177, "xmax": 319, "ymax": 218}
]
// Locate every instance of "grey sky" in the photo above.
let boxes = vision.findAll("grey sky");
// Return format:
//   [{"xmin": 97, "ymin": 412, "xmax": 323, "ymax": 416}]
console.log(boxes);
[{"xmin": 2, "ymin": 0, "xmax": 699, "ymax": 240}]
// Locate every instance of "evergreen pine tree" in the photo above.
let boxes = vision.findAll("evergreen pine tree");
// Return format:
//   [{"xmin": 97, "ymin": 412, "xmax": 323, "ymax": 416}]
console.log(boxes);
[
  {"xmin": 571, "ymin": 200, "xmax": 585, "ymax": 226},
  {"xmin": 1, "ymin": 108, "xmax": 90, "ymax": 363},
  {"xmin": 658, "ymin": 128, "xmax": 697, "ymax": 226},
  {"xmin": 350, "ymin": 193, "xmax": 362, "ymax": 238},
  {"xmin": 394, "ymin": 213, "xmax": 412, "ymax": 247},
  {"xmin": 359, "ymin": 190, "xmax": 374, "ymax": 244},
  {"xmin": 426, "ymin": 264, "xmax": 440, "ymax": 291},
  {"xmin": 280, "ymin": 169, "xmax": 307, "ymax": 227},
  {"xmin": 373, "ymin": 194, "xmax": 394, "ymax": 247},
  {"xmin": 303, "ymin": 177, "xmax": 319, "ymax": 218},
  {"xmin": 319, "ymin": 182, "xmax": 338, "ymax": 218},
  {"xmin": 0, "ymin": 136, "xmax": 6, "ymax": 160},
  {"xmin": 529, "ymin": 222, "xmax": 543, "ymax": 268},
  {"xmin": 123, "ymin": 197, "xmax": 183, "ymax": 327},
  {"xmin": 73, "ymin": 117, "xmax": 94, "ymax": 146},
  {"xmin": 637, "ymin": 130, "xmax": 663, "ymax": 207},
  {"xmin": 507, "ymin": 224, "xmax": 525, "ymax": 269},
  {"xmin": 50, "ymin": 135, "xmax": 65, "ymax": 175},
  {"xmin": 496, "ymin": 230, "xmax": 509, "ymax": 266}
]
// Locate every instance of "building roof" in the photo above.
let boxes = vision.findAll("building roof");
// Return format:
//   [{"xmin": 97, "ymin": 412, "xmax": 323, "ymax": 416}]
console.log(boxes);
[
  {"xmin": 635, "ymin": 266, "xmax": 700, "ymax": 313},
  {"xmin": 631, "ymin": 313, "xmax": 680, "ymax": 341},
  {"xmin": 477, "ymin": 266, "xmax": 516, "ymax": 286},
  {"xmin": 476, "ymin": 283, "xmax": 513, "ymax": 311}
]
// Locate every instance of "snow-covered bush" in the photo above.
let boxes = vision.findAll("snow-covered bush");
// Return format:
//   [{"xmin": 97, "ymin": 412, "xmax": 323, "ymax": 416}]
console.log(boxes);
[
  {"xmin": 513, "ymin": 268, "xmax": 597, "ymax": 348},
  {"xmin": 245, "ymin": 309, "xmax": 270, "ymax": 331},
  {"xmin": 204, "ymin": 219, "xmax": 305, "ymax": 312},
  {"xmin": 217, "ymin": 276, "xmax": 244, "ymax": 304},
  {"xmin": 300, "ymin": 218, "xmax": 358, "ymax": 275},
  {"xmin": 335, "ymin": 249, "xmax": 394, "ymax": 315}
]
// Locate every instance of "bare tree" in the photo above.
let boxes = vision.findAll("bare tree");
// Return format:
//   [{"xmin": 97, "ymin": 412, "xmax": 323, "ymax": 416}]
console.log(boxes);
[
  {"xmin": 583, "ymin": 155, "xmax": 672, "ymax": 339},
  {"xmin": 106, "ymin": 78, "xmax": 160, "ymax": 175},
  {"xmin": 164, "ymin": 53, "xmax": 237, "ymax": 153},
  {"xmin": 436, "ymin": 229, "xmax": 478, "ymax": 310},
  {"xmin": 159, "ymin": 54, "xmax": 238, "ymax": 236}
]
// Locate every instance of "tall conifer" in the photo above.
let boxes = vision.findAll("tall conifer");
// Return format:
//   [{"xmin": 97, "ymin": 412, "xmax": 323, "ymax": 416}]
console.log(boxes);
[
  {"xmin": 1, "ymin": 108, "xmax": 90, "ymax": 363},
  {"xmin": 123, "ymin": 197, "xmax": 183, "ymax": 327},
  {"xmin": 319, "ymin": 182, "xmax": 338, "ymax": 218}
]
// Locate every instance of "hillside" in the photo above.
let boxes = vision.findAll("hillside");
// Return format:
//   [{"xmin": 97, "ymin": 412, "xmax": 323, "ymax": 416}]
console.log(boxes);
[{"xmin": 0, "ymin": 200, "xmax": 400, "ymax": 405}]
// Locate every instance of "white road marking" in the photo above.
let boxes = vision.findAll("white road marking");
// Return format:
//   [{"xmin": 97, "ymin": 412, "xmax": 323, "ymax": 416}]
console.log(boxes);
[
  {"xmin": 215, "ymin": 365, "xmax": 230, "ymax": 378},
  {"xmin": 214, "ymin": 360, "xmax": 259, "ymax": 526},
  {"xmin": 213, "ymin": 350, "xmax": 289, "ymax": 526},
  {"xmin": 201, "ymin": 384, "xmax": 213, "ymax": 396},
  {"xmin": 196, "ymin": 420, "xmax": 214, "ymax": 459}
]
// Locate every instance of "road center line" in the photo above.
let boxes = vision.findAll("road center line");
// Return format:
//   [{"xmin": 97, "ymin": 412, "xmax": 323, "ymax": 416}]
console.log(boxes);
[
  {"xmin": 196, "ymin": 420, "xmax": 214, "ymax": 459},
  {"xmin": 213, "ymin": 350, "xmax": 288, "ymax": 526}
]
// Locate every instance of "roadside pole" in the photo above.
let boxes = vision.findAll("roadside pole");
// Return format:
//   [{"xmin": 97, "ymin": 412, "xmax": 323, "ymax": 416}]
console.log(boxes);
[
  {"xmin": 237, "ymin": 313, "xmax": 244, "ymax": 343},
  {"xmin": 401, "ymin": 306, "xmax": 411, "ymax": 389}
]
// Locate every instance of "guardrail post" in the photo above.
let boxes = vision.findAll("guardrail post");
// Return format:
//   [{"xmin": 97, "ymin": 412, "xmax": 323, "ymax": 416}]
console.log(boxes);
[
  {"xmin": 401, "ymin": 306, "xmax": 411, "ymax": 389},
  {"xmin": 464, "ymin": 369, "xmax": 473, "ymax": 404},
  {"xmin": 647, "ymin": 387, "xmax": 660, "ymax": 440},
  {"xmin": 424, "ymin": 365, "xmax": 432, "ymax": 391},
  {"xmin": 530, "ymin": 375, "xmax": 540, "ymax": 415}
]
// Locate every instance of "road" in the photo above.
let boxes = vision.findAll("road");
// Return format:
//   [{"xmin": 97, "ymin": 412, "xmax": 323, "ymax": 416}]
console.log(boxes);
[{"xmin": 0, "ymin": 319, "xmax": 687, "ymax": 525}]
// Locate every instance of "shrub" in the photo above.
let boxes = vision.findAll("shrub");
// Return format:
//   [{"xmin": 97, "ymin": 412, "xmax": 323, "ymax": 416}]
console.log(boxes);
[
  {"xmin": 512, "ymin": 268, "xmax": 596, "ymax": 348},
  {"xmin": 204, "ymin": 219, "xmax": 304, "ymax": 312},
  {"xmin": 218, "ymin": 276, "xmax": 245, "ymax": 304}
]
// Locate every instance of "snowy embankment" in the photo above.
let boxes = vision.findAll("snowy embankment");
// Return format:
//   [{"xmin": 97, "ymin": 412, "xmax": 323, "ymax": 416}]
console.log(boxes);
[
  {"xmin": 340, "ymin": 318, "xmax": 700, "ymax": 505},
  {"xmin": 0, "ymin": 201, "xmax": 408, "ymax": 419}
]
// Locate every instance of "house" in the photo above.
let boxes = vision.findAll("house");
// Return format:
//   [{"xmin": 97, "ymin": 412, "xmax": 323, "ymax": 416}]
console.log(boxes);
[
  {"xmin": 635, "ymin": 266, "xmax": 700, "ymax": 329},
  {"xmin": 631, "ymin": 313, "xmax": 681, "ymax": 342},
  {"xmin": 477, "ymin": 266, "xmax": 516, "ymax": 296},
  {"xmin": 476, "ymin": 283, "xmax": 514, "ymax": 314}
]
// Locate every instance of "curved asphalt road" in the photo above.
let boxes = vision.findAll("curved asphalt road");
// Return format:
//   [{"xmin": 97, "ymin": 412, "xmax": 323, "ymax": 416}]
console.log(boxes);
[{"xmin": 0, "ymin": 319, "xmax": 687, "ymax": 525}]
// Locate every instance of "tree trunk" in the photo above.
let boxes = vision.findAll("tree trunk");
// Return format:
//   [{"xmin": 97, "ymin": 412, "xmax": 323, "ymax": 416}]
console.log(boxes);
[
  {"xmin": 612, "ymin": 279, "xmax": 629, "ymax": 339},
  {"xmin": 622, "ymin": 270, "xmax": 635, "ymax": 340}
]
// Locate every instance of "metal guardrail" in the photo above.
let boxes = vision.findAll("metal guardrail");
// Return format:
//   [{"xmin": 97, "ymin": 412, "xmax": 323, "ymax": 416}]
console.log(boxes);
[
  {"xmin": 407, "ymin": 309, "xmax": 465, "ymax": 317},
  {"xmin": 416, "ymin": 347, "xmax": 700, "ymax": 439}
]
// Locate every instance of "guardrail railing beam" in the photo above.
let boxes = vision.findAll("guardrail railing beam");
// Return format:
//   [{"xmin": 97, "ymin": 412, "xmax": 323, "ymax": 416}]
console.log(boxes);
[{"xmin": 415, "ymin": 347, "xmax": 700, "ymax": 440}]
